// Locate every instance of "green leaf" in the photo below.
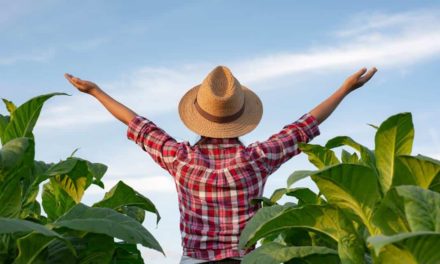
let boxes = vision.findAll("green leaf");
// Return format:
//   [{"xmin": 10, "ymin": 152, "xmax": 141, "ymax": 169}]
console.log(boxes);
[
  {"xmin": 86, "ymin": 161, "xmax": 107, "ymax": 188},
  {"xmin": 0, "ymin": 139, "xmax": 34, "ymax": 218},
  {"xmin": 0, "ymin": 137, "xmax": 32, "ymax": 179},
  {"xmin": 286, "ymin": 188, "xmax": 323, "ymax": 205},
  {"xmin": 0, "ymin": 234, "xmax": 15, "ymax": 264},
  {"xmin": 2, "ymin": 98, "xmax": 17, "ymax": 114},
  {"xmin": 54, "ymin": 203, "xmax": 163, "ymax": 254},
  {"xmin": 368, "ymin": 231, "xmax": 440, "ymax": 264},
  {"xmin": 239, "ymin": 204, "xmax": 286, "ymax": 247},
  {"xmin": 375, "ymin": 244, "xmax": 417, "ymax": 264},
  {"xmin": 311, "ymin": 164, "xmax": 381, "ymax": 235},
  {"xmin": 250, "ymin": 197, "xmax": 276, "ymax": 207},
  {"xmin": 241, "ymin": 242, "xmax": 339, "ymax": 264},
  {"xmin": 287, "ymin": 170, "xmax": 314, "ymax": 187},
  {"xmin": 281, "ymin": 229, "xmax": 312, "ymax": 246},
  {"xmin": 15, "ymin": 232, "xmax": 56, "ymax": 264},
  {"xmin": 0, "ymin": 173, "xmax": 23, "ymax": 218},
  {"xmin": 2, "ymin": 93, "xmax": 67, "ymax": 144},
  {"xmin": 93, "ymin": 181, "xmax": 160, "ymax": 224},
  {"xmin": 45, "ymin": 158, "xmax": 90, "ymax": 203},
  {"xmin": 239, "ymin": 205, "xmax": 364, "ymax": 264},
  {"xmin": 0, "ymin": 114, "xmax": 9, "ymax": 139},
  {"xmin": 372, "ymin": 188, "xmax": 410, "ymax": 235},
  {"xmin": 393, "ymin": 155, "xmax": 440, "ymax": 189},
  {"xmin": 367, "ymin": 123, "xmax": 379, "ymax": 130},
  {"xmin": 42, "ymin": 180, "xmax": 77, "ymax": 222},
  {"xmin": 341, "ymin": 149, "xmax": 360, "ymax": 164},
  {"xmin": 44, "ymin": 237, "xmax": 78, "ymax": 264},
  {"xmin": 270, "ymin": 188, "xmax": 288, "ymax": 204},
  {"xmin": 375, "ymin": 112, "xmax": 414, "ymax": 193},
  {"xmin": 325, "ymin": 136, "xmax": 376, "ymax": 169},
  {"xmin": 298, "ymin": 143, "xmax": 339, "ymax": 169},
  {"xmin": 0, "ymin": 218, "xmax": 62, "ymax": 238},
  {"xmin": 395, "ymin": 185, "xmax": 440, "ymax": 232},
  {"xmin": 44, "ymin": 158, "xmax": 107, "ymax": 203},
  {"xmin": 117, "ymin": 206, "xmax": 146, "ymax": 224},
  {"xmin": 77, "ymin": 233, "xmax": 115, "ymax": 264},
  {"xmin": 111, "ymin": 243, "xmax": 144, "ymax": 264}
]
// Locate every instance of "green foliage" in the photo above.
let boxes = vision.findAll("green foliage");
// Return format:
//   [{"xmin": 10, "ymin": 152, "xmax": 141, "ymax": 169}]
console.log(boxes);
[
  {"xmin": 93, "ymin": 180, "xmax": 161, "ymax": 224},
  {"xmin": 240, "ymin": 112, "xmax": 440, "ymax": 264},
  {"xmin": 0, "ymin": 93, "xmax": 162, "ymax": 263},
  {"xmin": 242, "ymin": 242, "xmax": 339, "ymax": 264}
]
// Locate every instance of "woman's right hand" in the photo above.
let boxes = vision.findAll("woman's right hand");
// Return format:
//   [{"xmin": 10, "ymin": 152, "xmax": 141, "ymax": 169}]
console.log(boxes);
[{"xmin": 64, "ymin": 73, "xmax": 99, "ymax": 94}]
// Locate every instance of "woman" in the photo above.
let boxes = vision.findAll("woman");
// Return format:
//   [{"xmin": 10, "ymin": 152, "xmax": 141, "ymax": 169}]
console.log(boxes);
[{"xmin": 65, "ymin": 65, "xmax": 377, "ymax": 264}]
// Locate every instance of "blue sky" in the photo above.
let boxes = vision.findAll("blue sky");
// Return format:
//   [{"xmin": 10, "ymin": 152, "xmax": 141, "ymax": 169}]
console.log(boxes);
[{"xmin": 1, "ymin": 1, "xmax": 440, "ymax": 263}]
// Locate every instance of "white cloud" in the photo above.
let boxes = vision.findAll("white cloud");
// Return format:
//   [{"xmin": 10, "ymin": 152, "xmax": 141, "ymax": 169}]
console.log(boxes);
[
  {"xmin": 40, "ymin": 9, "xmax": 440, "ymax": 128},
  {"xmin": 38, "ymin": 95, "xmax": 113, "ymax": 128},
  {"xmin": 234, "ymin": 9, "xmax": 440, "ymax": 84}
]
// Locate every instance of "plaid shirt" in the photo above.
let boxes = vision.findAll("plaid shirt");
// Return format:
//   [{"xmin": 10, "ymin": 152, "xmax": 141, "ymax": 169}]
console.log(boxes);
[{"xmin": 127, "ymin": 113, "xmax": 320, "ymax": 261}]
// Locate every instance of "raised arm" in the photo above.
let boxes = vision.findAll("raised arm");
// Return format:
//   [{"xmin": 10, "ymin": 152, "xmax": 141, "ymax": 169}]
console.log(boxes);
[
  {"xmin": 64, "ymin": 73, "xmax": 137, "ymax": 125},
  {"xmin": 309, "ymin": 67, "xmax": 377, "ymax": 125}
]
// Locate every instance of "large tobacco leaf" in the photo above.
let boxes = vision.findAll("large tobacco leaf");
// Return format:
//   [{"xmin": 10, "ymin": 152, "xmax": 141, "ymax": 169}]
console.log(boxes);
[
  {"xmin": 311, "ymin": 163, "xmax": 381, "ymax": 235},
  {"xmin": 239, "ymin": 205, "xmax": 364, "ymax": 264},
  {"xmin": 368, "ymin": 232, "xmax": 440, "ymax": 264},
  {"xmin": 375, "ymin": 112, "xmax": 414, "ymax": 194},
  {"xmin": 393, "ymin": 155, "xmax": 440, "ymax": 190},
  {"xmin": 1, "ymin": 93, "xmax": 67, "ymax": 144},
  {"xmin": 54, "ymin": 203, "xmax": 164, "ymax": 254}
]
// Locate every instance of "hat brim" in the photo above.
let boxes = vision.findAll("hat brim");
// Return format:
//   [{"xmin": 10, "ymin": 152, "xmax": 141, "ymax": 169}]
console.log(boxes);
[{"xmin": 178, "ymin": 84, "xmax": 263, "ymax": 138}]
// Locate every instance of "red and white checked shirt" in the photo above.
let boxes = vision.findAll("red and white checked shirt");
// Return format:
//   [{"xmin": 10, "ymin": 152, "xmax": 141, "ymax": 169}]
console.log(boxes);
[{"xmin": 127, "ymin": 113, "xmax": 320, "ymax": 261}]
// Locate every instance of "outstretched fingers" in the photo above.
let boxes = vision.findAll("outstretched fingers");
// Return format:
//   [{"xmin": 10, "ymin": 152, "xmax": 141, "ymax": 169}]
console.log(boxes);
[
  {"xmin": 353, "ymin": 67, "xmax": 368, "ymax": 78},
  {"xmin": 65, "ymin": 73, "xmax": 85, "ymax": 87},
  {"xmin": 359, "ymin": 67, "xmax": 378, "ymax": 84}
]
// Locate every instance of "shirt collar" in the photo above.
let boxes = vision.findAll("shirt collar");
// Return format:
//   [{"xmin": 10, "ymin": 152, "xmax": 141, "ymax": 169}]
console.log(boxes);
[{"xmin": 197, "ymin": 137, "xmax": 243, "ymax": 146}]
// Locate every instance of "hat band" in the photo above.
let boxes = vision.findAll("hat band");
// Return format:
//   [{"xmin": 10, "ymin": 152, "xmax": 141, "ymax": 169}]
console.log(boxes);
[{"xmin": 194, "ymin": 98, "xmax": 245, "ymax": 123}]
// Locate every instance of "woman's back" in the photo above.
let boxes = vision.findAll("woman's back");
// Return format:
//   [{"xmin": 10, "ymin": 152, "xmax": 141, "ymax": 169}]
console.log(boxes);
[{"xmin": 127, "ymin": 113, "xmax": 319, "ymax": 260}]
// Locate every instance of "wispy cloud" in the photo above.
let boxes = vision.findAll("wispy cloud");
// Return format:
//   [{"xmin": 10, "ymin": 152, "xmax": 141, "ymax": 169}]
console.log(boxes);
[
  {"xmin": 0, "ymin": 49, "xmax": 55, "ymax": 65},
  {"xmin": 234, "ymin": 9, "xmax": 440, "ymax": 83},
  {"xmin": 40, "ymin": 9, "xmax": 440, "ymax": 128}
]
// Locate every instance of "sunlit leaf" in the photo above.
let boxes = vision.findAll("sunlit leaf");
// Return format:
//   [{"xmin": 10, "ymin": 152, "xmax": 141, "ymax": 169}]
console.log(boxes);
[
  {"xmin": 239, "ymin": 205, "xmax": 364, "ymax": 264},
  {"xmin": 375, "ymin": 112, "xmax": 414, "ymax": 193},
  {"xmin": 299, "ymin": 143, "xmax": 339, "ymax": 169}
]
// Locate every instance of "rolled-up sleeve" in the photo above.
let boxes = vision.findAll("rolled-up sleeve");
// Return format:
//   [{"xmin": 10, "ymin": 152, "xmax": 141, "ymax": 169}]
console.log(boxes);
[
  {"xmin": 247, "ymin": 113, "xmax": 320, "ymax": 175},
  {"xmin": 127, "ymin": 116, "xmax": 182, "ymax": 174}
]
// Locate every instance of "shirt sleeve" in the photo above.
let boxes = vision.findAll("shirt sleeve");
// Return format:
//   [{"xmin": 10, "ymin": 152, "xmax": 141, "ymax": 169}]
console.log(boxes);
[
  {"xmin": 247, "ymin": 113, "xmax": 320, "ymax": 175},
  {"xmin": 127, "ymin": 116, "xmax": 182, "ymax": 174}
]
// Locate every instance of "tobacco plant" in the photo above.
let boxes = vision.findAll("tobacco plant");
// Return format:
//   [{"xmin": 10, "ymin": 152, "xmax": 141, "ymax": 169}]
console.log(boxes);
[
  {"xmin": 0, "ymin": 93, "xmax": 162, "ymax": 263},
  {"xmin": 239, "ymin": 113, "xmax": 440, "ymax": 264}
]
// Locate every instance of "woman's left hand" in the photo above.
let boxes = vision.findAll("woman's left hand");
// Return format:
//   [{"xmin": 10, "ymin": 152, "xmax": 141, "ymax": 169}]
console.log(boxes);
[{"xmin": 342, "ymin": 67, "xmax": 378, "ymax": 94}]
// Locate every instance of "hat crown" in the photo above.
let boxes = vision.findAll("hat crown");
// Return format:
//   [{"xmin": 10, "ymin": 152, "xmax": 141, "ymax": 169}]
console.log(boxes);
[{"xmin": 196, "ymin": 66, "xmax": 244, "ymax": 117}]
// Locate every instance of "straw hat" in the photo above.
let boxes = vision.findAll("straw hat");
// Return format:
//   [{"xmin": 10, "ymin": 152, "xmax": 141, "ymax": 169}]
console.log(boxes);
[{"xmin": 178, "ymin": 65, "xmax": 263, "ymax": 138}]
